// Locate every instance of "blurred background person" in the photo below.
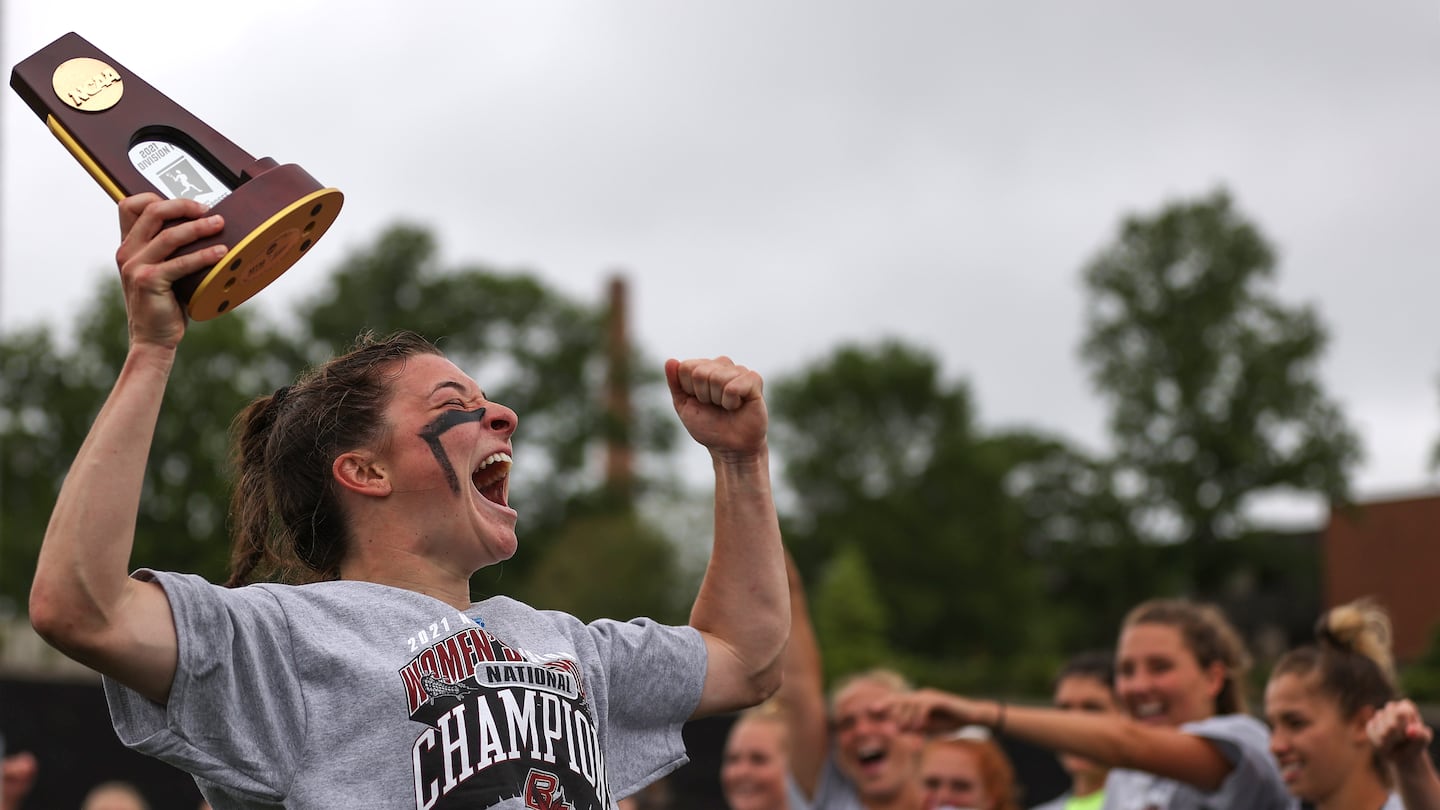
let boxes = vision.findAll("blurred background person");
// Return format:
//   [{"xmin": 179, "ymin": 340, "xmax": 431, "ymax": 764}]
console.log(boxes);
[
  {"xmin": 918, "ymin": 731, "xmax": 1019, "ymax": 810},
  {"xmin": 880, "ymin": 598, "xmax": 1289, "ymax": 809},
  {"xmin": 1265, "ymin": 598, "xmax": 1397, "ymax": 809},
  {"xmin": 81, "ymin": 780, "xmax": 150, "ymax": 810},
  {"xmin": 722, "ymin": 702, "xmax": 809, "ymax": 810},
  {"xmin": 1031, "ymin": 651, "xmax": 1122, "ymax": 810},
  {"xmin": 820, "ymin": 669, "xmax": 924, "ymax": 810},
  {"xmin": 1267, "ymin": 598, "xmax": 1418, "ymax": 810},
  {"xmin": 1, "ymin": 751, "xmax": 37, "ymax": 810}
]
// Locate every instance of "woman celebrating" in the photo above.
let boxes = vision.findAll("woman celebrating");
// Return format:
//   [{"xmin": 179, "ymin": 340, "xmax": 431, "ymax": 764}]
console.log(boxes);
[
  {"xmin": 1266, "ymin": 599, "xmax": 1434, "ymax": 810},
  {"xmin": 28, "ymin": 194, "xmax": 790, "ymax": 810},
  {"xmin": 880, "ymin": 599, "xmax": 1289, "ymax": 810}
]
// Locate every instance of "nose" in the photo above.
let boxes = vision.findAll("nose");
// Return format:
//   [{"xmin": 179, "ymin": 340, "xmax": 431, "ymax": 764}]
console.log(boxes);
[
  {"xmin": 1119, "ymin": 670, "xmax": 1150, "ymax": 696},
  {"xmin": 1269, "ymin": 729, "xmax": 1289, "ymax": 757},
  {"xmin": 486, "ymin": 402, "xmax": 518, "ymax": 436}
]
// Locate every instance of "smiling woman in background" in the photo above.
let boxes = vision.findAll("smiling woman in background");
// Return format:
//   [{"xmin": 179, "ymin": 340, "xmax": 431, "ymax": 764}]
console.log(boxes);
[
  {"xmin": 877, "ymin": 598, "xmax": 1290, "ymax": 810},
  {"xmin": 1265, "ymin": 598, "xmax": 1438, "ymax": 810},
  {"xmin": 721, "ymin": 702, "xmax": 812, "ymax": 810}
]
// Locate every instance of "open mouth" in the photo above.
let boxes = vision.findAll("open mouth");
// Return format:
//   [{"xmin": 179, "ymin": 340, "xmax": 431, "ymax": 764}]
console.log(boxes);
[
  {"xmin": 856, "ymin": 746, "xmax": 888, "ymax": 772},
  {"xmin": 1130, "ymin": 701, "xmax": 1165, "ymax": 722},
  {"xmin": 472, "ymin": 452, "xmax": 512, "ymax": 506}
]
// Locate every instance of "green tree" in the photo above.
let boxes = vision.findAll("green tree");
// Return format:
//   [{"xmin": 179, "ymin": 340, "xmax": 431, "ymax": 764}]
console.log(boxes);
[
  {"xmin": 988, "ymin": 430, "xmax": 1171, "ymax": 652},
  {"xmin": 0, "ymin": 283, "xmax": 292, "ymax": 607},
  {"xmin": 0, "ymin": 324, "xmax": 94, "ymax": 609},
  {"xmin": 810, "ymin": 542, "xmax": 892, "ymax": 682},
  {"xmin": 1080, "ymin": 189, "xmax": 1361, "ymax": 590},
  {"xmin": 0, "ymin": 223, "xmax": 681, "ymax": 613},
  {"xmin": 770, "ymin": 340, "xmax": 1045, "ymax": 680}
]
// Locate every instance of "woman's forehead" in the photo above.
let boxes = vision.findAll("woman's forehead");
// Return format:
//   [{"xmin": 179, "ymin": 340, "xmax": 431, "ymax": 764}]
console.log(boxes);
[
  {"xmin": 394, "ymin": 353, "xmax": 481, "ymax": 392},
  {"xmin": 1119, "ymin": 622, "xmax": 1188, "ymax": 655}
]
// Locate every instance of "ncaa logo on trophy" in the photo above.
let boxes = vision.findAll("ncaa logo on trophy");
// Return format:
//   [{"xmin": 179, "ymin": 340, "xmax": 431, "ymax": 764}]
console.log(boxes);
[{"xmin": 9, "ymin": 32, "xmax": 343, "ymax": 320}]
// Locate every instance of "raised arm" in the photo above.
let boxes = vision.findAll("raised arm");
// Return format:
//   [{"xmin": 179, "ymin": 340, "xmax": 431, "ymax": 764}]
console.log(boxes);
[
  {"xmin": 667, "ymin": 357, "xmax": 788, "ymax": 717},
  {"xmin": 775, "ymin": 550, "xmax": 828, "ymax": 797},
  {"xmin": 1370, "ymin": 699, "xmax": 1440, "ymax": 810},
  {"xmin": 883, "ymin": 688, "xmax": 1234, "ymax": 791},
  {"xmin": 28, "ymin": 194, "xmax": 227, "ymax": 704}
]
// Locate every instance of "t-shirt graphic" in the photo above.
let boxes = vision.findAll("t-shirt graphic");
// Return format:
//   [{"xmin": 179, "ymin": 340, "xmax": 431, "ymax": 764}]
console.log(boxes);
[{"xmin": 400, "ymin": 623, "xmax": 608, "ymax": 810}]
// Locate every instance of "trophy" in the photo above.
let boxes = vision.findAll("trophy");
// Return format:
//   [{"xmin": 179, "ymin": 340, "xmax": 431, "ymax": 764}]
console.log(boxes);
[{"xmin": 9, "ymin": 32, "xmax": 343, "ymax": 320}]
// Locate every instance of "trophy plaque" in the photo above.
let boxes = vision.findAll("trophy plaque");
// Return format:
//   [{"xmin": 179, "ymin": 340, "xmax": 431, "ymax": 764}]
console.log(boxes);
[{"xmin": 9, "ymin": 32, "xmax": 343, "ymax": 320}]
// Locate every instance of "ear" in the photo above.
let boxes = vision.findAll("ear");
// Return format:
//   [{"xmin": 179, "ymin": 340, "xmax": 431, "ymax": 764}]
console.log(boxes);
[
  {"xmin": 1350, "ymin": 704, "xmax": 1378, "ymax": 745},
  {"xmin": 333, "ymin": 451, "xmax": 392, "ymax": 497},
  {"xmin": 1203, "ymin": 660, "xmax": 1227, "ymax": 702}
]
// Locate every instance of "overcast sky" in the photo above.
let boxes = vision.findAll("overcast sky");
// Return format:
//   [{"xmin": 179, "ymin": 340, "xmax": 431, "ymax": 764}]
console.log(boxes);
[{"xmin": 4, "ymin": 1, "xmax": 1439, "ymax": 526}]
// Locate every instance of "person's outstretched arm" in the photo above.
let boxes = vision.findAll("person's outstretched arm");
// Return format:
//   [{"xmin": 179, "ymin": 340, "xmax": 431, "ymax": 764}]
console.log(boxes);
[
  {"xmin": 883, "ymin": 687, "xmax": 1234, "ymax": 791},
  {"xmin": 668, "ymin": 357, "xmax": 789, "ymax": 717},
  {"xmin": 1370, "ymin": 699, "xmax": 1440, "ymax": 810},
  {"xmin": 29, "ymin": 194, "xmax": 227, "ymax": 705}
]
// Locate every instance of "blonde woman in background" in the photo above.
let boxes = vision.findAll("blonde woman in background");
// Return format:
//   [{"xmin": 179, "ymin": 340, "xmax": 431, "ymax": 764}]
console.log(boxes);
[
  {"xmin": 1265, "ymin": 598, "xmax": 1404, "ymax": 809},
  {"xmin": 721, "ymin": 702, "xmax": 811, "ymax": 810}
]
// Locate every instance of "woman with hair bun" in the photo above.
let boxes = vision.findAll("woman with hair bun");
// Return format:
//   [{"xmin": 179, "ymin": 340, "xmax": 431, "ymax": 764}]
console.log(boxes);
[
  {"xmin": 878, "ymin": 598, "xmax": 1290, "ymax": 809},
  {"xmin": 1266, "ymin": 598, "xmax": 1440, "ymax": 810}
]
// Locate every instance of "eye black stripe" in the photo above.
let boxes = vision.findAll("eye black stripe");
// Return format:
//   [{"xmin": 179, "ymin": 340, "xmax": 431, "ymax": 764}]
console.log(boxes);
[{"xmin": 418, "ymin": 407, "xmax": 487, "ymax": 495}]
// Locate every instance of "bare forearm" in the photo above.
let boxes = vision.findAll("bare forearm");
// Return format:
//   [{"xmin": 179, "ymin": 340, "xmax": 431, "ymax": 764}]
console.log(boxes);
[
  {"xmin": 690, "ymin": 449, "xmax": 788, "ymax": 711},
  {"xmin": 1394, "ymin": 753, "xmax": 1440, "ymax": 810},
  {"xmin": 31, "ymin": 343, "xmax": 174, "ymax": 644},
  {"xmin": 998, "ymin": 703, "xmax": 1231, "ymax": 791}
]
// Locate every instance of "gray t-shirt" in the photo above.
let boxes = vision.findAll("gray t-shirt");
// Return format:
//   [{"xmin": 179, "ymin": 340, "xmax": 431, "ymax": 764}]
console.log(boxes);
[
  {"xmin": 1100, "ymin": 714, "xmax": 1289, "ymax": 810},
  {"xmin": 103, "ymin": 571, "xmax": 707, "ymax": 810}
]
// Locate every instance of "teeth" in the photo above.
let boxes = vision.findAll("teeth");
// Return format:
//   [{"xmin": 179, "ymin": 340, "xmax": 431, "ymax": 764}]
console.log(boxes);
[
  {"xmin": 857, "ymin": 746, "xmax": 886, "ymax": 764},
  {"xmin": 478, "ymin": 452, "xmax": 512, "ymax": 470},
  {"xmin": 1130, "ymin": 702, "xmax": 1165, "ymax": 719},
  {"xmin": 473, "ymin": 453, "xmax": 512, "ymax": 492}
]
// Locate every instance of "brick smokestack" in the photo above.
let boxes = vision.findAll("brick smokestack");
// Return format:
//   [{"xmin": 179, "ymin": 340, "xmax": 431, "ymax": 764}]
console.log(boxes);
[{"xmin": 605, "ymin": 274, "xmax": 633, "ymax": 499}]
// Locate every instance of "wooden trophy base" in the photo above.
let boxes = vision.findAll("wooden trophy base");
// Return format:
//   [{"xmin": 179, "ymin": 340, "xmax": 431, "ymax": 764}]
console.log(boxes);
[{"xmin": 170, "ymin": 162, "xmax": 343, "ymax": 320}]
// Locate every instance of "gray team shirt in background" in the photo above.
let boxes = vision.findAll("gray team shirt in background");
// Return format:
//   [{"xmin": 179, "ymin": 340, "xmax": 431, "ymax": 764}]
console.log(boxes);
[
  {"xmin": 1099, "ymin": 713, "xmax": 1289, "ymax": 810},
  {"xmin": 103, "ymin": 571, "xmax": 707, "ymax": 810}
]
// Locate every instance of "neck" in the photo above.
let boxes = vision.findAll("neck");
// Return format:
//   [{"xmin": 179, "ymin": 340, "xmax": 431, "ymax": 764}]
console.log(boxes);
[
  {"xmin": 1073, "ymin": 770, "xmax": 1108, "ymax": 796},
  {"xmin": 340, "ymin": 543, "xmax": 474, "ymax": 610},
  {"xmin": 862, "ymin": 784, "xmax": 922, "ymax": 810},
  {"xmin": 1315, "ymin": 769, "xmax": 1390, "ymax": 810}
]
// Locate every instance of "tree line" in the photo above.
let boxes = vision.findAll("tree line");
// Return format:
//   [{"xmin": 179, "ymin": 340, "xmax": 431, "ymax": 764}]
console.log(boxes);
[{"xmin": 0, "ymin": 189, "xmax": 1372, "ymax": 695}]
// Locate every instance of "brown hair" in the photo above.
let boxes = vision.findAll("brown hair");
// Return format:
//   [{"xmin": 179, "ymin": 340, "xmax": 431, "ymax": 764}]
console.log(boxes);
[
  {"xmin": 921, "ymin": 736, "xmax": 1020, "ymax": 810},
  {"xmin": 226, "ymin": 331, "xmax": 443, "ymax": 586},
  {"xmin": 1271, "ymin": 598, "xmax": 1397, "ymax": 778},
  {"xmin": 1123, "ymin": 599, "xmax": 1252, "ymax": 715}
]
